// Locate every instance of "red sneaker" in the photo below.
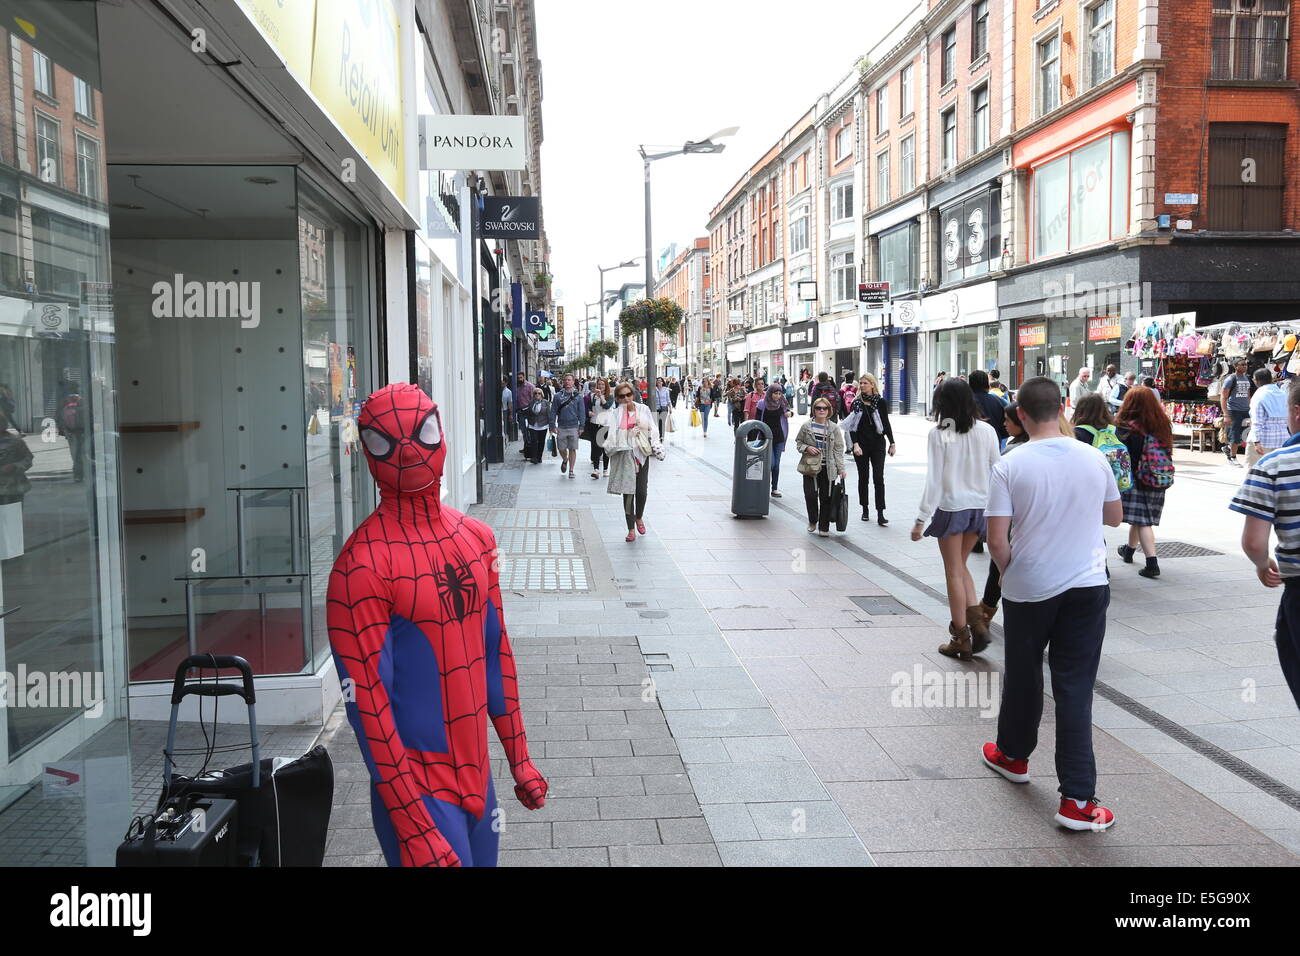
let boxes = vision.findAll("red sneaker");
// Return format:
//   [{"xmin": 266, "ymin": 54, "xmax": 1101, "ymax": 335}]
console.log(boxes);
[
  {"xmin": 981, "ymin": 742, "xmax": 1029, "ymax": 783},
  {"xmin": 1055, "ymin": 798, "xmax": 1115, "ymax": 831}
]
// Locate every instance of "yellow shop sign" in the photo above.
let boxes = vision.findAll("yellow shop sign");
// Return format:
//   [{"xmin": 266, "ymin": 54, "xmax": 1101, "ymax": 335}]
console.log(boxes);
[{"xmin": 237, "ymin": 0, "xmax": 406, "ymax": 204}]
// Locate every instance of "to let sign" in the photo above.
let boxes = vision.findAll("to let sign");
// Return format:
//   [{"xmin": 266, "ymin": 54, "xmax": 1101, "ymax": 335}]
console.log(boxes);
[{"xmin": 858, "ymin": 282, "xmax": 889, "ymax": 310}]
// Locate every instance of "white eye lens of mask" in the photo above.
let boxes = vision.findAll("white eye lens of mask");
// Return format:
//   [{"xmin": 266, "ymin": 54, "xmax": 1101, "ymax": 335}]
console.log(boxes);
[
  {"xmin": 361, "ymin": 427, "xmax": 392, "ymax": 458},
  {"xmin": 418, "ymin": 413, "xmax": 442, "ymax": 446}
]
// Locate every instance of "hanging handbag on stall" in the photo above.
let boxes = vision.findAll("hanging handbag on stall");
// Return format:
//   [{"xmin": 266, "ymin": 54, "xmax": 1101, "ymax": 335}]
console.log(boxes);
[
  {"xmin": 1253, "ymin": 331, "xmax": 1278, "ymax": 353},
  {"xmin": 1196, "ymin": 335, "xmax": 1216, "ymax": 356}
]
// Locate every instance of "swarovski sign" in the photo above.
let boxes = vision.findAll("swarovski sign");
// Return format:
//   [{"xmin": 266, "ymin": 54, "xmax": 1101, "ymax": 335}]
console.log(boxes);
[
  {"xmin": 479, "ymin": 196, "xmax": 541, "ymax": 239},
  {"xmin": 419, "ymin": 115, "xmax": 527, "ymax": 171}
]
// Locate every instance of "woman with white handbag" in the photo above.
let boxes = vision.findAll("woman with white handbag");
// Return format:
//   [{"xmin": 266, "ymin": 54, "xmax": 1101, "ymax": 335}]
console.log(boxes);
[{"xmin": 598, "ymin": 383, "xmax": 665, "ymax": 542}]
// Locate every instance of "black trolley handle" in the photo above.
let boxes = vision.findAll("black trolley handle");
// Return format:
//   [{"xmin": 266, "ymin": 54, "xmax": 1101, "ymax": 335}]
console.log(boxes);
[{"xmin": 164, "ymin": 655, "xmax": 260, "ymax": 790}]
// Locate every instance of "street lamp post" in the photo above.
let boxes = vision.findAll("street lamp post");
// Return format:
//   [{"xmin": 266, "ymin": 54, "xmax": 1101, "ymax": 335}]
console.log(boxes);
[
  {"xmin": 638, "ymin": 126, "xmax": 737, "ymax": 391},
  {"xmin": 597, "ymin": 258, "xmax": 640, "ymax": 376}
]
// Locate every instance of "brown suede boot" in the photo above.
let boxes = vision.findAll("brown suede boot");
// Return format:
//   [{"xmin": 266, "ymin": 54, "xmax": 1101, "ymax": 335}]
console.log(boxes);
[
  {"xmin": 968, "ymin": 605, "xmax": 992, "ymax": 654},
  {"xmin": 938, "ymin": 622, "xmax": 973, "ymax": 662},
  {"xmin": 978, "ymin": 601, "xmax": 997, "ymax": 625}
]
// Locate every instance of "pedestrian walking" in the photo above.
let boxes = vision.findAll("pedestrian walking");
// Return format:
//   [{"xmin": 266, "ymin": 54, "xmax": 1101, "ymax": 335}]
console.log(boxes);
[
  {"xmin": 1095, "ymin": 364, "xmax": 1120, "ymax": 406},
  {"xmin": 912, "ymin": 378, "xmax": 1002, "ymax": 660},
  {"xmin": 1221, "ymin": 358, "xmax": 1252, "ymax": 465},
  {"xmin": 744, "ymin": 377, "xmax": 767, "ymax": 422},
  {"xmin": 549, "ymin": 373, "xmax": 584, "ymax": 479},
  {"xmin": 728, "ymin": 378, "xmax": 747, "ymax": 432},
  {"xmin": 1247, "ymin": 367, "xmax": 1289, "ymax": 467},
  {"xmin": 584, "ymin": 377, "xmax": 615, "ymax": 478},
  {"xmin": 796, "ymin": 395, "xmax": 846, "ymax": 536},
  {"xmin": 756, "ymin": 383, "xmax": 794, "ymax": 498},
  {"xmin": 652, "ymin": 376, "xmax": 672, "ymax": 440},
  {"xmin": 970, "ymin": 369, "xmax": 1009, "ymax": 446},
  {"xmin": 839, "ymin": 373, "xmax": 858, "ymax": 418},
  {"xmin": 974, "ymin": 401, "xmax": 1031, "ymax": 631},
  {"xmin": 982, "ymin": 375, "xmax": 1123, "ymax": 831},
  {"xmin": 711, "ymin": 377, "xmax": 722, "ymax": 417},
  {"xmin": 694, "ymin": 377, "xmax": 713, "ymax": 437},
  {"xmin": 846, "ymin": 373, "xmax": 895, "ymax": 525},
  {"xmin": 809, "ymin": 372, "xmax": 843, "ymax": 420},
  {"xmin": 523, "ymin": 388, "xmax": 550, "ymax": 464},
  {"xmin": 597, "ymin": 383, "xmax": 664, "ymax": 542},
  {"xmin": 514, "ymin": 372, "xmax": 534, "ymax": 451},
  {"xmin": 669, "ymin": 378, "xmax": 681, "ymax": 409},
  {"xmin": 1109, "ymin": 370, "xmax": 1136, "ymax": 410},
  {"xmin": 1114, "ymin": 386, "xmax": 1175, "ymax": 579},
  {"xmin": 1232, "ymin": 376, "xmax": 1300, "ymax": 712},
  {"xmin": 1067, "ymin": 368, "xmax": 1093, "ymax": 418}
]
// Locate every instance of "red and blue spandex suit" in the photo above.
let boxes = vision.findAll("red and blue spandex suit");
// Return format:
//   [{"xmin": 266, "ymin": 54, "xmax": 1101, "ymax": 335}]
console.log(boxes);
[{"xmin": 327, "ymin": 384, "xmax": 547, "ymax": 867}]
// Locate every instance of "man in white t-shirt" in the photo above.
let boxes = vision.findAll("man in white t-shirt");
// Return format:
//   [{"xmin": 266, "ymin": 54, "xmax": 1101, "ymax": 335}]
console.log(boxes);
[{"xmin": 981, "ymin": 376, "xmax": 1123, "ymax": 832}]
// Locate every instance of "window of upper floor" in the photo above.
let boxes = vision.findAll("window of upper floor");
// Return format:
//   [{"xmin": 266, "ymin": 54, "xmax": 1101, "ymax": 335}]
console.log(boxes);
[
  {"xmin": 1085, "ymin": 0, "xmax": 1116, "ymax": 90},
  {"xmin": 1212, "ymin": 0, "xmax": 1290, "ymax": 81},
  {"xmin": 972, "ymin": 1, "xmax": 990, "ymax": 61},
  {"xmin": 831, "ymin": 179, "xmax": 854, "ymax": 222}
]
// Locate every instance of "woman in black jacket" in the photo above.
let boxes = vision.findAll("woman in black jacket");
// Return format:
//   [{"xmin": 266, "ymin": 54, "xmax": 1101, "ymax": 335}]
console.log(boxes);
[{"xmin": 848, "ymin": 373, "xmax": 895, "ymax": 525}]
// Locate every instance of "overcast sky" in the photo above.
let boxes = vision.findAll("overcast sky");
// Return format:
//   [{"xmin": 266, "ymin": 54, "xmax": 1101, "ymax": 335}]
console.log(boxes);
[{"xmin": 535, "ymin": 0, "xmax": 892, "ymax": 350}]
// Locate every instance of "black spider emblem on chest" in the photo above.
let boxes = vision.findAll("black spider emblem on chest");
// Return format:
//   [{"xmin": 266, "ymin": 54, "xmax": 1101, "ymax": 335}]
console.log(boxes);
[{"xmin": 433, "ymin": 558, "xmax": 480, "ymax": 620}]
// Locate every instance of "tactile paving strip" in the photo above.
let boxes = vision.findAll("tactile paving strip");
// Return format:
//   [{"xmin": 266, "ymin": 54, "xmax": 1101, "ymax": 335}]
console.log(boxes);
[
  {"xmin": 497, "ymin": 557, "xmax": 589, "ymax": 591},
  {"xmin": 496, "ymin": 529, "xmax": 576, "ymax": 555},
  {"xmin": 485, "ymin": 509, "xmax": 572, "ymax": 529}
]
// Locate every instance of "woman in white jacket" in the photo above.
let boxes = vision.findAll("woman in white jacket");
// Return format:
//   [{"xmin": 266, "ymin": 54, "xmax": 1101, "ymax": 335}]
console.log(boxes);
[
  {"xmin": 912, "ymin": 378, "xmax": 1002, "ymax": 661},
  {"xmin": 598, "ymin": 382, "xmax": 665, "ymax": 542}
]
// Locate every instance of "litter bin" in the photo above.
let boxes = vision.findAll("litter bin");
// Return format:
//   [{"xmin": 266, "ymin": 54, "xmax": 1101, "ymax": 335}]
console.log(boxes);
[
  {"xmin": 732, "ymin": 421, "xmax": 772, "ymax": 517},
  {"xmin": 795, "ymin": 384, "xmax": 809, "ymax": 416}
]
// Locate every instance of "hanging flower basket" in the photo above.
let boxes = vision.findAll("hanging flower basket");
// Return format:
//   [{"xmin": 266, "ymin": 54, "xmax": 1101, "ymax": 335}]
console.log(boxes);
[{"xmin": 617, "ymin": 298, "xmax": 683, "ymax": 340}]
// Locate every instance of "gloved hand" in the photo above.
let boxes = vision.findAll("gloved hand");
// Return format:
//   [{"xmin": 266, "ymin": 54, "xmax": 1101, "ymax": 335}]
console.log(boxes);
[{"xmin": 512, "ymin": 760, "xmax": 548, "ymax": 809}]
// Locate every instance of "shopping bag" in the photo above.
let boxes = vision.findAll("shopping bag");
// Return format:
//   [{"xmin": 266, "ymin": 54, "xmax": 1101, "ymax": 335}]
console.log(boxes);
[
  {"xmin": 833, "ymin": 478, "xmax": 849, "ymax": 533},
  {"xmin": 547, "ymin": 435, "xmax": 557, "ymax": 457},
  {"xmin": 667, "ymin": 412, "xmax": 675, "ymax": 433},
  {"xmin": 690, "ymin": 409, "xmax": 701, "ymax": 428}
]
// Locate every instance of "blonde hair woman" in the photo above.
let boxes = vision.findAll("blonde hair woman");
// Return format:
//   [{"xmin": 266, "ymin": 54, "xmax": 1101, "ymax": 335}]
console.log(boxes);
[
  {"xmin": 597, "ymin": 383, "xmax": 664, "ymax": 542},
  {"xmin": 847, "ymin": 373, "xmax": 896, "ymax": 526}
]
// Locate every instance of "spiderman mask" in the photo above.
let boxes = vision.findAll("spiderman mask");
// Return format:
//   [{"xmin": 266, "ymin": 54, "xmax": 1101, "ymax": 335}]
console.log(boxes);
[{"xmin": 358, "ymin": 384, "xmax": 446, "ymax": 498}]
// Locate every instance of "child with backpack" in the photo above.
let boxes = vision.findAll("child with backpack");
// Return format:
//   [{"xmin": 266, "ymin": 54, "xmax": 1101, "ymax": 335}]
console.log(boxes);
[
  {"xmin": 1071, "ymin": 395, "xmax": 1133, "ymax": 494},
  {"xmin": 1114, "ymin": 386, "xmax": 1175, "ymax": 579}
]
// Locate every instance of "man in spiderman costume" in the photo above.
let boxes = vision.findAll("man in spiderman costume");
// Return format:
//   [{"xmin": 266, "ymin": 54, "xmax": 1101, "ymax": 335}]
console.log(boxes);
[{"xmin": 327, "ymin": 383, "xmax": 547, "ymax": 867}]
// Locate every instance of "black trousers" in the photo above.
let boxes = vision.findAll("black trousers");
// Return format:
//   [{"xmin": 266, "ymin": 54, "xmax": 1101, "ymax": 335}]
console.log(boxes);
[
  {"xmin": 624, "ymin": 460, "xmax": 650, "ymax": 529},
  {"xmin": 996, "ymin": 585, "xmax": 1109, "ymax": 800},
  {"xmin": 1274, "ymin": 579, "xmax": 1300, "ymax": 712},
  {"xmin": 853, "ymin": 441, "xmax": 886, "ymax": 512},
  {"xmin": 982, "ymin": 562, "xmax": 1002, "ymax": 608},
  {"xmin": 589, "ymin": 437, "xmax": 608, "ymax": 472},
  {"xmin": 802, "ymin": 470, "xmax": 832, "ymax": 532},
  {"xmin": 524, "ymin": 428, "xmax": 546, "ymax": 463}
]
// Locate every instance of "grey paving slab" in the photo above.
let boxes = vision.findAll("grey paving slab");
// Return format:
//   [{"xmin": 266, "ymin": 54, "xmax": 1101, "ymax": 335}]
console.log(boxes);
[
  {"xmin": 686, "ymin": 761, "xmax": 830, "ymax": 805},
  {"xmin": 609, "ymin": 843, "xmax": 723, "ymax": 866},
  {"xmin": 664, "ymin": 707, "xmax": 790, "ymax": 738},
  {"xmin": 716, "ymin": 838, "xmax": 872, "ymax": 867},
  {"xmin": 498, "ymin": 848, "xmax": 610, "ymax": 867}
]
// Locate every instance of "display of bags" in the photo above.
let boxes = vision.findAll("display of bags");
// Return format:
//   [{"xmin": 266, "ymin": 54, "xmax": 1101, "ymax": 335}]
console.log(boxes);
[{"xmin": 1252, "ymin": 332, "xmax": 1278, "ymax": 353}]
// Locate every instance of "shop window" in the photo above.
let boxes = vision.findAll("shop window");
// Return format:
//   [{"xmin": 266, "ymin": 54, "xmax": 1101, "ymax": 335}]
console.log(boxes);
[
  {"xmin": 1212, "ymin": 0, "xmax": 1289, "ymax": 81},
  {"xmin": 1208, "ymin": 122, "xmax": 1285, "ymax": 230},
  {"xmin": 879, "ymin": 220, "xmax": 920, "ymax": 294},
  {"xmin": 1031, "ymin": 129, "xmax": 1130, "ymax": 260}
]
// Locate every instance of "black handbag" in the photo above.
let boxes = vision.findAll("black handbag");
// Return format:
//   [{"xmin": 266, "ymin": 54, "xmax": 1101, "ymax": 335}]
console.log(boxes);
[{"xmin": 833, "ymin": 477, "xmax": 849, "ymax": 532}]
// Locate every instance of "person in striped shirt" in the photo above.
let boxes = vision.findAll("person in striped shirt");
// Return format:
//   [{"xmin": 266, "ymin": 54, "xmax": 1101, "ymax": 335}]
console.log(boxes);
[{"xmin": 1230, "ymin": 375, "xmax": 1300, "ymax": 712}]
